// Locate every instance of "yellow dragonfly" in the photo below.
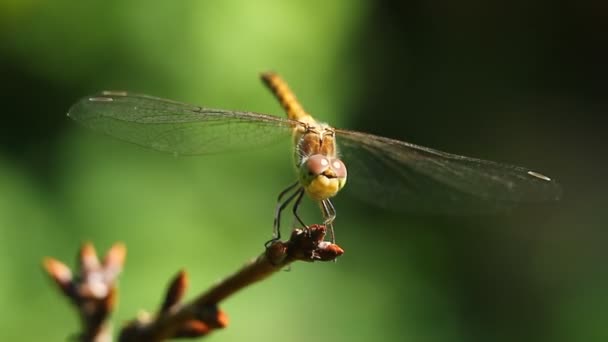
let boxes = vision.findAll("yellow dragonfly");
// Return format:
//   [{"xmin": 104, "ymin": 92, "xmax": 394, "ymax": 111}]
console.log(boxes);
[{"xmin": 68, "ymin": 72, "xmax": 561, "ymax": 243}]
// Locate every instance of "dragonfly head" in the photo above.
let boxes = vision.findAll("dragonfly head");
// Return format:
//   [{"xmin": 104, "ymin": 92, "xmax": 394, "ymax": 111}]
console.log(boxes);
[{"xmin": 300, "ymin": 154, "xmax": 347, "ymax": 200}]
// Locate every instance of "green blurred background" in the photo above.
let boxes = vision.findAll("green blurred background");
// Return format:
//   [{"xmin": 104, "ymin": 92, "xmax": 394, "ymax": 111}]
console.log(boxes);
[{"xmin": 1, "ymin": 1, "xmax": 606, "ymax": 341}]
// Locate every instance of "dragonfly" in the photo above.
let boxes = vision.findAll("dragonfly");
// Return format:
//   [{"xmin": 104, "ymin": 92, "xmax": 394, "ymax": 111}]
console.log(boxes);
[{"xmin": 68, "ymin": 72, "xmax": 561, "ymax": 243}]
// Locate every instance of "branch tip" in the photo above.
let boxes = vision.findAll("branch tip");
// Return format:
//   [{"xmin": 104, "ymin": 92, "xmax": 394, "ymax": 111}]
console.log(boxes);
[
  {"xmin": 104, "ymin": 242, "xmax": 127, "ymax": 269},
  {"xmin": 79, "ymin": 242, "xmax": 100, "ymax": 273},
  {"xmin": 43, "ymin": 257, "xmax": 72, "ymax": 284},
  {"xmin": 44, "ymin": 242, "xmax": 125, "ymax": 341},
  {"xmin": 270, "ymin": 224, "xmax": 344, "ymax": 263},
  {"xmin": 161, "ymin": 270, "xmax": 189, "ymax": 313},
  {"xmin": 215, "ymin": 309, "xmax": 229, "ymax": 328}
]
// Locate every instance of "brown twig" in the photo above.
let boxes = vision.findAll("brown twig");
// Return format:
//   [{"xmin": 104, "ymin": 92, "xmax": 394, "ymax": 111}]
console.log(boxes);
[
  {"xmin": 43, "ymin": 242, "xmax": 126, "ymax": 342},
  {"xmin": 119, "ymin": 224, "xmax": 343, "ymax": 341},
  {"xmin": 43, "ymin": 225, "xmax": 342, "ymax": 341}
]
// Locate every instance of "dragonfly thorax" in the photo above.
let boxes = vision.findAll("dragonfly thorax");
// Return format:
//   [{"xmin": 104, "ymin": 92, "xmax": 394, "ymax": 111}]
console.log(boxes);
[{"xmin": 293, "ymin": 122, "xmax": 336, "ymax": 163}]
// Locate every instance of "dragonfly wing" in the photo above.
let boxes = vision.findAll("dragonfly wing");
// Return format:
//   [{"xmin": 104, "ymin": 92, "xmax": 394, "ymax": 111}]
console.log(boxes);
[
  {"xmin": 68, "ymin": 92, "xmax": 297, "ymax": 155},
  {"xmin": 335, "ymin": 129, "xmax": 562, "ymax": 214}
]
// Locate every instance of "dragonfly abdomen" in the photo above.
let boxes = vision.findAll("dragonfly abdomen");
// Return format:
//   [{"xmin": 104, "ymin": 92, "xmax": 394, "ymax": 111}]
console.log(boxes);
[{"xmin": 261, "ymin": 72, "xmax": 312, "ymax": 123}]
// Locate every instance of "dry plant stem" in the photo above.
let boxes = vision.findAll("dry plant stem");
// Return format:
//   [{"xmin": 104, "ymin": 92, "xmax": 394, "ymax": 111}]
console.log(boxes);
[
  {"xmin": 43, "ymin": 242, "xmax": 126, "ymax": 342},
  {"xmin": 119, "ymin": 224, "xmax": 343, "ymax": 341}
]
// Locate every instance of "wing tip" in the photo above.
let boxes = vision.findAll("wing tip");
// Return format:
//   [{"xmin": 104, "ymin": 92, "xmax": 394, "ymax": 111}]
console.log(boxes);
[
  {"xmin": 67, "ymin": 92, "xmax": 121, "ymax": 120},
  {"xmin": 526, "ymin": 170, "xmax": 563, "ymax": 201}
]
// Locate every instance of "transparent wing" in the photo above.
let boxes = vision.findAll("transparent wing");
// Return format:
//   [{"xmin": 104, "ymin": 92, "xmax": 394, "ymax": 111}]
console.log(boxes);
[
  {"xmin": 68, "ymin": 91, "xmax": 297, "ymax": 155},
  {"xmin": 335, "ymin": 129, "xmax": 562, "ymax": 214}
]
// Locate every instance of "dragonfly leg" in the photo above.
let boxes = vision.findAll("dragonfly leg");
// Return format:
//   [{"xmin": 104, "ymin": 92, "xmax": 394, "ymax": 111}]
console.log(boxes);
[
  {"xmin": 266, "ymin": 181, "xmax": 301, "ymax": 247},
  {"xmin": 276, "ymin": 180, "xmax": 300, "ymax": 203},
  {"xmin": 320, "ymin": 199, "xmax": 337, "ymax": 243},
  {"xmin": 291, "ymin": 188, "xmax": 307, "ymax": 229}
]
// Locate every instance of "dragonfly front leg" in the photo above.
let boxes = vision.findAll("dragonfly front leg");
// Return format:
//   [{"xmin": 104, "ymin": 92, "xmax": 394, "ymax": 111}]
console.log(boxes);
[
  {"xmin": 320, "ymin": 199, "xmax": 337, "ymax": 243},
  {"xmin": 291, "ymin": 188, "xmax": 307, "ymax": 229},
  {"xmin": 267, "ymin": 181, "xmax": 301, "ymax": 247}
]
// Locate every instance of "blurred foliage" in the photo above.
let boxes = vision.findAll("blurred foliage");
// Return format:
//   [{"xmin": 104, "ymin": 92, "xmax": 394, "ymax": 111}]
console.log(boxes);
[{"xmin": 1, "ymin": 1, "xmax": 607, "ymax": 341}]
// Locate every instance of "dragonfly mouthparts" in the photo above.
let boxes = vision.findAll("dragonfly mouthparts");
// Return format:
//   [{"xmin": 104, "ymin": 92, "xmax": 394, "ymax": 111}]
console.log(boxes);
[{"xmin": 322, "ymin": 170, "xmax": 338, "ymax": 179}]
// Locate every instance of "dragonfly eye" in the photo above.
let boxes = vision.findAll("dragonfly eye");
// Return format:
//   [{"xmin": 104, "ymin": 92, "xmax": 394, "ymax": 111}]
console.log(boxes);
[
  {"xmin": 305, "ymin": 154, "xmax": 330, "ymax": 176},
  {"xmin": 330, "ymin": 158, "xmax": 347, "ymax": 179}
]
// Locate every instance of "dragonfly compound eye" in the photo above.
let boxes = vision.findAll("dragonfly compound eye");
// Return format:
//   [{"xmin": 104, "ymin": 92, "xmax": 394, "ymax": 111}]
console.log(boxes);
[
  {"xmin": 305, "ymin": 154, "xmax": 330, "ymax": 176},
  {"xmin": 330, "ymin": 158, "xmax": 347, "ymax": 180}
]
